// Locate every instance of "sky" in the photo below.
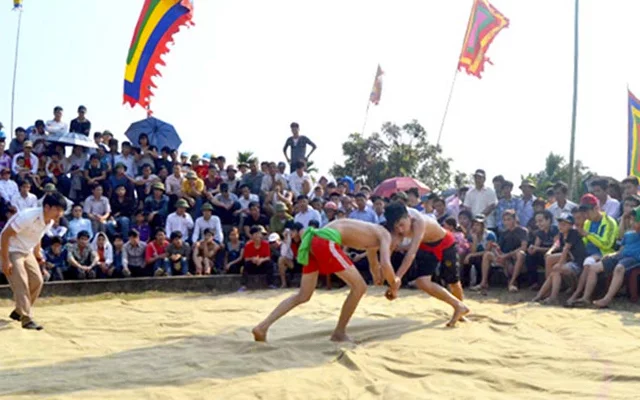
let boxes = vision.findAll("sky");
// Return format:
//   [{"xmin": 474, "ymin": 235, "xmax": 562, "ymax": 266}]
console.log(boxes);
[{"xmin": 0, "ymin": 0, "xmax": 638, "ymax": 190}]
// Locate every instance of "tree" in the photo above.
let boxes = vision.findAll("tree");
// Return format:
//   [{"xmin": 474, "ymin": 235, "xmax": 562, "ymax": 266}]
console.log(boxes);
[
  {"xmin": 521, "ymin": 152, "xmax": 593, "ymax": 201},
  {"xmin": 237, "ymin": 151, "xmax": 257, "ymax": 165},
  {"xmin": 330, "ymin": 120, "xmax": 455, "ymax": 190},
  {"xmin": 305, "ymin": 160, "xmax": 319, "ymax": 174}
]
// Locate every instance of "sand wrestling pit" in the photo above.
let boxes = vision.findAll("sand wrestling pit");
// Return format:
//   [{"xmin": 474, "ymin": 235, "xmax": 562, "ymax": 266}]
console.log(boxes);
[{"xmin": 1, "ymin": 288, "xmax": 640, "ymax": 399}]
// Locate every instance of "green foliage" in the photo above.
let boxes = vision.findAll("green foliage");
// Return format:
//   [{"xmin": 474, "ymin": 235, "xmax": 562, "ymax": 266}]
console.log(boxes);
[
  {"xmin": 236, "ymin": 151, "xmax": 257, "ymax": 165},
  {"xmin": 305, "ymin": 160, "xmax": 319, "ymax": 174},
  {"xmin": 330, "ymin": 120, "xmax": 455, "ymax": 190},
  {"xmin": 520, "ymin": 152, "xmax": 592, "ymax": 201}
]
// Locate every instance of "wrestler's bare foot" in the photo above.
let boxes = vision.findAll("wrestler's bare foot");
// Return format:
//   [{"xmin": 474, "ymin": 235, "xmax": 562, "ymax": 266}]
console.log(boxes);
[
  {"xmin": 252, "ymin": 326, "xmax": 267, "ymax": 342},
  {"xmin": 593, "ymin": 298, "xmax": 611, "ymax": 308},
  {"xmin": 459, "ymin": 316, "xmax": 469, "ymax": 323},
  {"xmin": 446, "ymin": 304, "xmax": 470, "ymax": 327},
  {"xmin": 330, "ymin": 331, "xmax": 353, "ymax": 342}
]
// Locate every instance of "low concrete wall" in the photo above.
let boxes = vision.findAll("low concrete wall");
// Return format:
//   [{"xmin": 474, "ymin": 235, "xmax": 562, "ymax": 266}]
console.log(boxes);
[{"xmin": 0, "ymin": 274, "xmax": 270, "ymax": 299}]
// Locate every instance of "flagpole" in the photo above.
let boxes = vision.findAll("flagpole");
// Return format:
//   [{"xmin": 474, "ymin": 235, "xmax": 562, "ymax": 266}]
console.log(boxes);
[
  {"xmin": 568, "ymin": 0, "xmax": 579, "ymax": 196},
  {"xmin": 10, "ymin": 7, "xmax": 24, "ymax": 139},
  {"xmin": 361, "ymin": 102, "xmax": 371, "ymax": 135},
  {"xmin": 436, "ymin": 69, "xmax": 459, "ymax": 147}
]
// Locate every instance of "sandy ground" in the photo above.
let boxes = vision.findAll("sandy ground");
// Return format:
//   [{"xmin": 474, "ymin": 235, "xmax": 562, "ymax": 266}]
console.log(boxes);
[{"xmin": 1, "ymin": 288, "xmax": 640, "ymax": 400}]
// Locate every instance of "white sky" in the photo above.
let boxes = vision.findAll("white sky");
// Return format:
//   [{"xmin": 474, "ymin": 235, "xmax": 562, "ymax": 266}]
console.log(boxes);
[{"xmin": 0, "ymin": 0, "xmax": 638, "ymax": 188}]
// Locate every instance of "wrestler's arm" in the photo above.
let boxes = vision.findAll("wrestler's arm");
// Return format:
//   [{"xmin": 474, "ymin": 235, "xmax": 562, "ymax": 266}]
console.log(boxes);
[
  {"xmin": 365, "ymin": 248, "xmax": 382, "ymax": 286},
  {"xmin": 377, "ymin": 229, "xmax": 399, "ymax": 289},
  {"xmin": 395, "ymin": 216, "xmax": 425, "ymax": 280}
]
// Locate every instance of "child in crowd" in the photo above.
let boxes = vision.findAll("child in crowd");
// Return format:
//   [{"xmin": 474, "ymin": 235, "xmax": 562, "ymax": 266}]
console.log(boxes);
[
  {"xmin": 145, "ymin": 228, "xmax": 169, "ymax": 277},
  {"xmin": 163, "ymin": 231, "xmax": 191, "ymax": 276},
  {"xmin": 91, "ymin": 232, "xmax": 113, "ymax": 278},
  {"xmin": 193, "ymin": 228, "xmax": 219, "ymax": 275},
  {"xmin": 526, "ymin": 210, "xmax": 559, "ymax": 288},
  {"xmin": 110, "ymin": 234, "xmax": 131, "ymax": 278},
  {"xmin": 462, "ymin": 215, "xmax": 497, "ymax": 287},
  {"xmin": 618, "ymin": 195, "xmax": 640, "ymax": 239},
  {"xmin": 240, "ymin": 225, "xmax": 274, "ymax": 291},
  {"xmin": 224, "ymin": 227, "xmax": 244, "ymax": 274},
  {"xmin": 443, "ymin": 216, "xmax": 470, "ymax": 261},
  {"xmin": 44, "ymin": 237, "xmax": 68, "ymax": 281},
  {"xmin": 533, "ymin": 212, "xmax": 587, "ymax": 304},
  {"xmin": 67, "ymin": 230, "xmax": 98, "ymax": 280},
  {"xmin": 133, "ymin": 210, "xmax": 151, "ymax": 242}
]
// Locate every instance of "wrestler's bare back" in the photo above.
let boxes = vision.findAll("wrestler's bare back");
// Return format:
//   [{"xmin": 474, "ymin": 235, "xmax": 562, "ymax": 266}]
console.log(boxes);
[
  {"xmin": 324, "ymin": 219, "xmax": 387, "ymax": 250},
  {"xmin": 407, "ymin": 208, "xmax": 447, "ymax": 243}
]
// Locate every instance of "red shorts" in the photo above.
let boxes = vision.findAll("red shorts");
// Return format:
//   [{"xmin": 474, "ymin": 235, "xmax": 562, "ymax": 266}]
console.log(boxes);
[{"xmin": 303, "ymin": 236, "xmax": 354, "ymax": 275}]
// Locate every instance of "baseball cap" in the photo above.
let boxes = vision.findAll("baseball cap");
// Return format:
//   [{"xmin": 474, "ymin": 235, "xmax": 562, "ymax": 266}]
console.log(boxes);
[
  {"xmin": 579, "ymin": 193, "xmax": 599, "ymax": 210},
  {"xmin": 557, "ymin": 212, "xmax": 575, "ymax": 225},
  {"xmin": 268, "ymin": 233, "xmax": 280, "ymax": 243}
]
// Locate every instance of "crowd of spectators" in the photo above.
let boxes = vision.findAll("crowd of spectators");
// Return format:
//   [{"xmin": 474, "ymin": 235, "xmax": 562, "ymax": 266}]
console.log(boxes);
[{"xmin": 0, "ymin": 108, "xmax": 638, "ymax": 305}]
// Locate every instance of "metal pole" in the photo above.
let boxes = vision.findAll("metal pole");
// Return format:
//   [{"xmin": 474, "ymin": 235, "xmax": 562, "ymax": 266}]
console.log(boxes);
[
  {"xmin": 436, "ymin": 69, "xmax": 459, "ymax": 147},
  {"xmin": 568, "ymin": 0, "xmax": 579, "ymax": 197},
  {"xmin": 10, "ymin": 8, "xmax": 24, "ymax": 139},
  {"xmin": 361, "ymin": 102, "xmax": 371, "ymax": 135}
]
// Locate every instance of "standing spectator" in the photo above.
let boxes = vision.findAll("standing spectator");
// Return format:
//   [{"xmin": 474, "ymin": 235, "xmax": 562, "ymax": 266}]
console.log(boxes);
[
  {"xmin": 45, "ymin": 106, "xmax": 68, "ymax": 134},
  {"xmin": 240, "ymin": 225, "xmax": 274, "ymax": 291},
  {"xmin": 69, "ymin": 105, "xmax": 91, "ymax": 135},
  {"xmin": 12, "ymin": 140, "xmax": 38, "ymax": 176},
  {"xmin": 495, "ymin": 181, "xmax": 523, "ymax": 232},
  {"xmin": 463, "ymin": 169, "xmax": 499, "ymax": 233},
  {"xmin": 163, "ymin": 231, "xmax": 191, "ymax": 276},
  {"xmin": 165, "ymin": 199, "xmax": 194, "ymax": 239},
  {"xmin": 66, "ymin": 230, "xmax": 98, "ymax": 280},
  {"xmin": 591, "ymin": 178, "xmax": 621, "ymax": 220},
  {"xmin": 349, "ymin": 192, "xmax": 378, "ymax": 224},
  {"xmin": 1, "ymin": 193, "xmax": 67, "ymax": 329},
  {"xmin": 67, "ymin": 204, "xmax": 93, "ymax": 241},
  {"xmin": 282, "ymin": 122, "xmax": 316, "ymax": 172},
  {"xmin": 548, "ymin": 182, "xmax": 577, "ymax": 224},
  {"xmin": 123, "ymin": 229, "xmax": 146, "ymax": 277},
  {"xmin": 240, "ymin": 160, "xmax": 264, "ymax": 196},
  {"xmin": 192, "ymin": 203, "xmax": 223, "ymax": 244},
  {"xmin": 11, "ymin": 180, "xmax": 37, "ymax": 211},
  {"xmin": 293, "ymin": 195, "xmax": 321, "ymax": 228},
  {"xmin": 9, "ymin": 127, "xmax": 26, "ymax": 155},
  {"xmin": 84, "ymin": 185, "xmax": 111, "ymax": 233},
  {"xmin": 287, "ymin": 161, "xmax": 311, "ymax": 197},
  {"xmin": 518, "ymin": 180, "xmax": 537, "ymax": 228},
  {"xmin": 145, "ymin": 228, "xmax": 169, "ymax": 277}
]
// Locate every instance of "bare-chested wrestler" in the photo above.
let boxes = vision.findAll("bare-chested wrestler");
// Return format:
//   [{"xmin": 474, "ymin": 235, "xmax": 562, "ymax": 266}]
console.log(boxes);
[
  {"xmin": 384, "ymin": 202, "xmax": 470, "ymax": 327},
  {"xmin": 252, "ymin": 219, "xmax": 400, "ymax": 342}
]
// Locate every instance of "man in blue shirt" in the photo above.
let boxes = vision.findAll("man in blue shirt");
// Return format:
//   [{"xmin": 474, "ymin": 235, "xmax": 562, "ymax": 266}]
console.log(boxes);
[{"xmin": 348, "ymin": 193, "xmax": 378, "ymax": 224}]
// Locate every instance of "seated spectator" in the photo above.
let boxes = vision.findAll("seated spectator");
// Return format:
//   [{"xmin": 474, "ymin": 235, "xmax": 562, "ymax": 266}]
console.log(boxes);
[
  {"xmin": 591, "ymin": 178, "xmax": 620, "ymax": 220},
  {"xmin": 132, "ymin": 210, "xmax": 151, "ymax": 243},
  {"xmin": 84, "ymin": 184, "xmax": 110, "ymax": 233},
  {"xmin": 293, "ymin": 195, "xmax": 321, "ymax": 228},
  {"xmin": 67, "ymin": 204, "xmax": 93, "ymax": 241},
  {"xmin": 165, "ymin": 199, "xmax": 195, "ymax": 240},
  {"xmin": 42, "ymin": 219, "xmax": 68, "ymax": 249},
  {"xmin": 472, "ymin": 209, "xmax": 528, "ymax": 293},
  {"xmin": 349, "ymin": 192, "xmax": 378, "ymax": 224},
  {"xmin": 123, "ymin": 229, "xmax": 146, "ymax": 277},
  {"xmin": 618, "ymin": 195, "xmax": 640, "ymax": 239},
  {"xmin": 533, "ymin": 213, "xmax": 587, "ymax": 304},
  {"xmin": 11, "ymin": 140, "xmax": 38, "ymax": 176},
  {"xmin": 264, "ymin": 179, "xmax": 293, "ymax": 216},
  {"xmin": 84, "ymin": 154, "xmax": 108, "ymax": 195},
  {"xmin": 66, "ymin": 230, "xmax": 98, "ymax": 279},
  {"xmin": 288, "ymin": 160, "xmax": 311, "ymax": 197},
  {"xmin": 434, "ymin": 197, "xmax": 451, "ymax": 226},
  {"xmin": 38, "ymin": 183, "xmax": 73, "ymax": 215},
  {"xmin": 212, "ymin": 183, "xmax": 241, "ymax": 230},
  {"xmin": 525, "ymin": 210, "xmax": 559, "ymax": 288},
  {"xmin": 238, "ymin": 184, "xmax": 259, "ymax": 215},
  {"xmin": 108, "ymin": 184, "xmax": 134, "ymax": 238},
  {"xmin": 224, "ymin": 165, "xmax": 241, "ymax": 193},
  {"xmin": 462, "ymin": 215, "xmax": 497, "ymax": 287},
  {"xmin": 548, "ymin": 181, "xmax": 577, "ymax": 224},
  {"xmin": 203, "ymin": 164, "xmax": 222, "ymax": 195},
  {"xmin": 323, "ymin": 201, "xmax": 339, "ymax": 225},
  {"xmin": 91, "ymin": 232, "xmax": 113, "ymax": 279},
  {"xmin": 135, "ymin": 163, "xmax": 160, "ymax": 200},
  {"xmin": 192, "ymin": 203, "xmax": 223, "ymax": 244},
  {"xmin": 8, "ymin": 127, "xmax": 26, "ymax": 156},
  {"xmin": 162, "ymin": 231, "xmax": 191, "ymax": 276},
  {"xmin": 261, "ymin": 161, "xmax": 288, "ymax": 195},
  {"xmin": 11, "ymin": 180, "xmax": 37, "ymax": 211},
  {"xmin": 182, "ymin": 170, "xmax": 205, "ymax": 217},
  {"xmin": 165, "ymin": 163, "xmax": 184, "ymax": 200},
  {"xmin": 224, "ymin": 227, "xmax": 244, "ymax": 274},
  {"xmin": 527, "ymin": 198, "xmax": 548, "ymax": 238},
  {"xmin": 371, "ymin": 196, "xmax": 385, "ymax": 224},
  {"xmin": 240, "ymin": 160, "xmax": 264, "ymax": 196},
  {"xmin": 108, "ymin": 162, "xmax": 135, "ymax": 199},
  {"xmin": 193, "ymin": 228, "xmax": 220, "ymax": 275},
  {"xmin": 114, "ymin": 142, "xmax": 136, "ymax": 178},
  {"xmin": 458, "ymin": 209, "xmax": 473, "ymax": 236},
  {"xmin": 277, "ymin": 221, "xmax": 303, "ymax": 288},
  {"xmin": 0, "ymin": 167, "xmax": 18, "ymax": 203},
  {"xmin": 269, "ymin": 201, "xmax": 293, "ymax": 235},
  {"xmin": 443, "ymin": 217, "xmax": 470, "ymax": 261},
  {"xmin": 567, "ymin": 194, "xmax": 619, "ymax": 306},
  {"xmin": 241, "ymin": 202, "xmax": 269, "ymax": 239},
  {"xmin": 144, "ymin": 182, "xmax": 169, "ymax": 230},
  {"xmin": 145, "ymin": 228, "xmax": 169, "ymax": 277},
  {"xmin": 44, "ymin": 237, "xmax": 69, "ymax": 281},
  {"xmin": 240, "ymin": 225, "xmax": 274, "ymax": 291},
  {"xmin": 110, "ymin": 234, "xmax": 130, "ymax": 278}
]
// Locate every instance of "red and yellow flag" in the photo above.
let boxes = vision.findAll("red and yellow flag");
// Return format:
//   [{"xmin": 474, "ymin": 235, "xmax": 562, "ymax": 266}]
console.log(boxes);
[
  {"xmin": 369, "ymin": 64, "xmax": 384, "ymax": 105},
  {"xmin": 458, "ymin": 0, "xmax": 509, "ymax": 79}
]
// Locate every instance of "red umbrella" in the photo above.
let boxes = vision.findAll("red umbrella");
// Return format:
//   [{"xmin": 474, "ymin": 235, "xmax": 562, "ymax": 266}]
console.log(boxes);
[{"xmin": 373, "ymin": 177, "xmax": 430, "ymax": 198}]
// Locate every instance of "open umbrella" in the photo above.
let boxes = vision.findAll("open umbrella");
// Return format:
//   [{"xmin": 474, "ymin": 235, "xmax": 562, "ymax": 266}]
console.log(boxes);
[
  {"xmin": 46, "ymin": 132, "xmax": 99, "ymax": 149},
  {"xmin": 373, "ymin": 177, "xmax": 430, "ymax": 198},
  {"xmin": 125, "ymin": 117, "xmax": 181, "ymax": 150}
]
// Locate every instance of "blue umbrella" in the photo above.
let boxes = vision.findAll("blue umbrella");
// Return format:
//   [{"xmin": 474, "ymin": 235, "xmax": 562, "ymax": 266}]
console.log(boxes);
[{"xmin": 125, "ymin": 117, "xmax": 181, "ymax": 150}]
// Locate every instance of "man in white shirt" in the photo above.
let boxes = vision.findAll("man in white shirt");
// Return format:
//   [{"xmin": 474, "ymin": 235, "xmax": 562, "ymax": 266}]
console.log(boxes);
[
  {"xmin": 84, "ymin": 185, "xmax": 111, "ymax": 233},
  {"xmin": 165, "ymin": 163, "xmax": 184, "ymax": 197},
  {"xmin": 261, "ymin": 162, "xmax": 289, "ymax": 194},
  {"xmin": 293, "ymin": 195, "xmax": 322, "ymax": 228},
  {"xmin": 591, "ymin": 178, "xmax": 621, "ymax": 219},
  {"xmin": 192, "ymin": 203, "xmax": 223, "ymax": 243},
  {"xmin": 238, "ymin": 184, "xmax": 260, "ymax": 212},
  {"xmin": 11, "ymin": 180, "xmax": 38, "ymax": 211},
  {"xmin": 288, "ymin": 161, "xmax": 311, "ymax": 197},
  {"xmin": 0, "ymin": 167, "xmax": 19, "ymax": 203},
  {"xmin": 45, "ymin": 106, "xmax": 69, "ymax": 134},
  {"xmin": 1, "ymin": 193, "xmax": 67, "ymax": 330},
  {"xmin": 12, "ymin": 140, "xmax": 38, "ymax": 175},
  {"xmin": 165, "ymin": 199, "xmax": 194, "ymax": 240},
  {"xmin": 547, "ymin": 181, "xmax": 577, "ymax": 224},
  {"xmin": 113, "ymin": 142, "xmax": 136, "ymax": 178},
  {"xmin": 463, "ymin": 169, "xmax": 498, "ymax": 231}
]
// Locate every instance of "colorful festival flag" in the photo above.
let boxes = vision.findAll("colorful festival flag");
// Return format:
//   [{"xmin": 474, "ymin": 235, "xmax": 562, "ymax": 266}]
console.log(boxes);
[
  {"xmin": 369, "ymin": 64, "xmax": 384, "ymax": 105},
  {"xmin": 12, "ymin": 0, "xmax": 22, "ymax": 10},
  {"xmin": 458, "ymin": 0, "xmax": 509, "ymax": 79},
  {"xmin": 628, "ymin": 90, "xmax": 640, "ymax": 177},
  {"xmin": 124, "ymin": 0, "xmax": 195, "ymax": 114}
]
